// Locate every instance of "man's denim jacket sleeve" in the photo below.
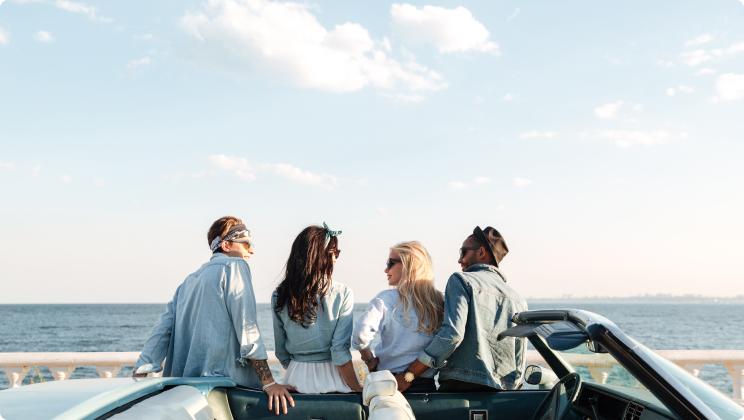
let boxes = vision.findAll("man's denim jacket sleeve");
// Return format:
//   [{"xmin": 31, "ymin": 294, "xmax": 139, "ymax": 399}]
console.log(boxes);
[
  {"xmin": 135, "ymin": 287, "xmax": 179, "ymax": 373},
  {"xmin": 225, "ymin": 261, "xmax": 268, "ymax": 366},
  {"xmin": 418, "ymin": 274, "xmax": 470, "ymax": 368},
  {"xmin": 271, "ymin": 291, "xmax": 291, "ymax": 369},
  {"xmin": 330, "ymin": 287, "xmax": 354, "ymax": 366}
]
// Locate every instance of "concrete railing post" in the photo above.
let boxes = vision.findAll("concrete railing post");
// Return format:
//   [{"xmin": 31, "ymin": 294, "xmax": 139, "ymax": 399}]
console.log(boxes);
[
  {"xmin": 4, "ymin": 367, "xmax": 29, "ymax": 388},
  {"xmin": 724, "ymin": 363, "xmax": 744, "ymax": 403}
]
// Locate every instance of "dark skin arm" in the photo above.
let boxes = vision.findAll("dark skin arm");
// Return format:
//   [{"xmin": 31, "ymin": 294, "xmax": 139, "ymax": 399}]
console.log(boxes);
[
  {"xmin": 337, "ymin": 361, "xmax": 363, "ymax": 392},
  {"xmin": 395, "ymin": 359, "xmax": 430, "ymax": 392},
  {"xmin": 251, "ymin": 359, "xmax": 296, "ymax": 416},
  {"xmin": 359, "ymin": 348, "xmax": 379, "ymax": 372}
]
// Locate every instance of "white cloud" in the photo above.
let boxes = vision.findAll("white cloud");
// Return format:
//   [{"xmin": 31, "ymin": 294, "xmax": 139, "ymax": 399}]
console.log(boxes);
[
  {"xmin": 680, "ymin": 49, "xmax": 711, "ymax": 66},
  {"xmin": 34, "ymin": 30, "xmax": 53, "ymax": 43},
  {"xmin": 714, "ymin": 73, "xmax": 744, "ymax": 101},
  {"xmin": 696, "ymin": 68, "xmax": 716, "ymax": 76},
  {"xmin": 134, "ymin": 33, "xmax": 154, "ymax": 41},
  {"xmin": 209, "ymin": 154, "xmax": 256, "ymax": 181},
  {"xmin": 0, "ymin": 162, "xmax": 15, "ymax": 170},
  {"xmin": 665, "ymin": 85, "xmax": 695, "ymax": 96},
  {"xmin": 594, "ymin": 100, "xmax": 624, "ymax": 120},
  {"xmin": 391, "ymin": 3, "xmax": 498, "ymax": 54},
  {"xmin": 685, "ymin": 33, "xmax": 714, "ymax": 47},
  {"xmin": 598, "ymin": 130, "xmax": 687, "ymax": 147},
  {"xmin": 182, "ymin": 0, "xmax": 445, "ymax": 97},
  {"xmin": 519, "ymin": 130, "xmax": 556, "ymax": 140},
  {"xmin": 448, "ymin": 176, "xmax": 491, "ymax": 190},
  {"xmin": 262, "ymin": 163, "xmax": 338, "ymax": 189},
  {"xmin": 31, "ymin": 165, "xmax": 41, "ymax": 176},
  {"xmin": 93, "ymin": 178, "xmax": 105, "ymax": 187},
  {"xmin": 61, "ymin": 175, "xmax": 72, "ymax": 184},
  {"xmin": 208, "ymin": 155, "xmax": 338, "ymax": 188},
  {"xmin": 0, "ymin": 26, "xmax": 8, "ymax": 45},
  {"xmin": 54, "ymin": 0, "xmax": 111, "ymax": 23},
  {"xmin": 513, "ymin": 177, "xmax": 532, "ymax": 188},
  {"xmin": 473, "ymin": 176, "xmax": 491, "ymax": 184},
  {"xmin": 680, "ymin": 41, "xmax": 744, "ymax": 66},
  {"xmin": 127, "ymin": 57, "xmax": 151, "ymax": 70},
  {"xmin": 502, "ymin": 93, "xmax": 514, "ymax": 101},
  {"xmin": 656, "ymin": 59, "xmax": 675, "ymax": 68}
]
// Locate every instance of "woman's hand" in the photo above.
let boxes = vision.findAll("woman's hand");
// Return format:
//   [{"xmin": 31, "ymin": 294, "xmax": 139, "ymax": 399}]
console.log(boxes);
[
  {"xmin": 359, "ymin": 348, "xmax": 378, "ymax": 372},
  {"xmin": 364, "ymin": 357, "xmax": 379, "ymax": 372},
  {"xmin": 264, "ymin": 383, "xmax": 295, "ymax": 416}
]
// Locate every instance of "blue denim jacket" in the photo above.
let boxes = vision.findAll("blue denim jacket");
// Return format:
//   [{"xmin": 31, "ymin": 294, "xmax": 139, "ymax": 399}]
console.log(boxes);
[
  {"xmin": 135, "ymin": 254, "xmax": 268, "ymax": 388},
  {"xmin": 418, "ymin": 264, "xmax": 528, "ymax": 389},
  {"xmin": 271, "ymin": 282, "xmax": 354, "ymax": 369}
]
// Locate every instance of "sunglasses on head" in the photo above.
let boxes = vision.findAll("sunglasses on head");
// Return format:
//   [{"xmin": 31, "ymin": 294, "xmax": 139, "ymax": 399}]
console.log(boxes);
[{"xmin": 386, "ymin": 258, "xmax": 401, "ymax": 270}]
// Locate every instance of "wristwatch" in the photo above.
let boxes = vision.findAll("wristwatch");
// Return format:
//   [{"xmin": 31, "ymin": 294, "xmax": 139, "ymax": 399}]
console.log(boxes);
[{"xmin": 403, "ymin": 371, "xmax": 415, "ymax": 383}]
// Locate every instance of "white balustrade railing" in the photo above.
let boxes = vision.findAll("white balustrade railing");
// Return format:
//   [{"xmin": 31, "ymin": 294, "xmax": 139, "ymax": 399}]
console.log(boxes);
[{"xmin": 1, "ymin": 350, "xmax": 742, "ymax": 403}]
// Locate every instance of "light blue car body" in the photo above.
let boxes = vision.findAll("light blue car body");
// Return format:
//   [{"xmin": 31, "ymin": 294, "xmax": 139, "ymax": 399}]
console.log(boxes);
[{"xmin": 0, "ymin": 377, "xmax": 234, "ymax": 420}]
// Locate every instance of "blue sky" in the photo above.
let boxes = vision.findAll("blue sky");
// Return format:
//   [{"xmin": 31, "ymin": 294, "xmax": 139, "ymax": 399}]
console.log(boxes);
[{"xmin": 1, "ymin": 0, "xmax": 743, "ymax": 303}]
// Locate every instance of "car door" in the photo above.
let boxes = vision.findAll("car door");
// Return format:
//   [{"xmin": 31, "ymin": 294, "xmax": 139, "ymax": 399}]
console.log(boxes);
[{"xmin": 225, "ymin": 387, "xmax": 366, "ymax": 420}]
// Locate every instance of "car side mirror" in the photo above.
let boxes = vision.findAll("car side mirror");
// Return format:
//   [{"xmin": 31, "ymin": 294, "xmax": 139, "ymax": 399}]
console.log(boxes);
[
  {"xmin": 586, "ymin": 341, "xmax": 608, "ymax": 353},
  {"xmin": 524, "ymin": 365, "xmax": 558, "ymax": 389}
]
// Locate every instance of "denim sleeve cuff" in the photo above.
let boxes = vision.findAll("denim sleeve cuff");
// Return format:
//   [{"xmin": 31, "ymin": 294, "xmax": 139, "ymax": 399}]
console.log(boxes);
[
  {"xmin": 331, "ymin": 349, "xmax": 353, "ymax": 366},
  {"xmin": 134, "ymin": 363, "xmax": 162, "ymax": 374},
  {"xmin": 237, "ymin": 343, "xmax": 268, "ymax": 367},
  {"xmin": 418, "ymin": 352, "xmax": 445, "ymax": 369}
]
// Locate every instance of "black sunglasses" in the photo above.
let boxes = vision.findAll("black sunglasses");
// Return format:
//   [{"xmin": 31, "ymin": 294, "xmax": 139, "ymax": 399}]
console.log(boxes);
[
  {"xmin": 459, "ymin": 246, "xmax": 481, "ymax": 259},
  {"xmin": 385, "ymin": 258, "xmax": 401, "ymax": 270}
]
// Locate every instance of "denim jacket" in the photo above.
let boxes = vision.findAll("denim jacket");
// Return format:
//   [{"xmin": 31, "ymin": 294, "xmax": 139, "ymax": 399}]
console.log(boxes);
[
  {"xmin": 417, "ymin": 264, "xmax": 528, "ymax": 389},
  {"xmin": 135, "ymin": 254, "xmax": 268, "ymax": 388},
  {"xmin": 271, "ymin": 282, "xmax": 354, "ymax": 369}
]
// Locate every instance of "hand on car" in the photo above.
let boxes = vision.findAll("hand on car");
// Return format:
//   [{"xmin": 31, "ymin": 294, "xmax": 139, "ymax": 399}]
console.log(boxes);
[
  {"xmin": 395, "ymin": 373, "xmax": 412, "ymax": 392},
  {"xmin": 264, "ymin": 383, "xmax": 295, "ymax": 416}
]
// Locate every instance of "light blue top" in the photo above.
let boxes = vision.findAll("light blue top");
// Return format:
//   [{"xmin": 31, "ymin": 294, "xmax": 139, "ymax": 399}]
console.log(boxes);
[
  {"xmin": 271, "ymin": 282, "xmax": 354, "ymax": 369},
  {"xmin": 418, "ymin": 264, "xmax": 528, "ymax": 389},
  {"xmin": 135, "ymin": 254, "xmax": 268, "ymax": 388},
  {"xmin": 352, "ymin": 289, "xmax": 436, "ymax": 378}
]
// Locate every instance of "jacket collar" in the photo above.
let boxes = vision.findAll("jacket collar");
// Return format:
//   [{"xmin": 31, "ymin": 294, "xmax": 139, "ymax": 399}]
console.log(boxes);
[{"xmin": 464, "ymin": 263, "xmax": 507, "ymax": 282}]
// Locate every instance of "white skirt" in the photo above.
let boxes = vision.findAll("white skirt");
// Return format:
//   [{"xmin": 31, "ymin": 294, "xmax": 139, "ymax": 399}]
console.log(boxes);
[{"xmin": 281, "ymin": 360, "xmax": 352, "ymax": 394}]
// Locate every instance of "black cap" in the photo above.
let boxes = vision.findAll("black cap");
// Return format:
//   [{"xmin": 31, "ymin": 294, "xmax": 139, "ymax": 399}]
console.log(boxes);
[{"xmin": 473, "ymin": 226, "xmax": 509, "ymax": 267}]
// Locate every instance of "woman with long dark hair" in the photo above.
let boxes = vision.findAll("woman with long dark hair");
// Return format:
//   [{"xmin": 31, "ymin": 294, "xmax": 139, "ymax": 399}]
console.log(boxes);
[{"xmin": 272, "ymin": 223, "xmax": 362, "ymax": 393}]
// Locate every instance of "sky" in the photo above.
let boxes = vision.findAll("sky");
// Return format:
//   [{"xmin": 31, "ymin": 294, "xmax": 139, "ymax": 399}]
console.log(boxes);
[{"xmin": 1, "ymin": 0, "xmax": 743, "ymax": 303}]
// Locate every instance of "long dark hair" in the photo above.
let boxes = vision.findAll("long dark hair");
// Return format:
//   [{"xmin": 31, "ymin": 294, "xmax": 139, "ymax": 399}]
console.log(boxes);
[{"xmin": 274, "ymin": 225, "xmax": 338, "ymax": 327}]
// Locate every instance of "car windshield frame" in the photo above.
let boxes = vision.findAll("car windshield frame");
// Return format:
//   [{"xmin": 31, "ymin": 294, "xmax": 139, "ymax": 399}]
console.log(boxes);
[{"xmin": 514, "ymin": 309, "xmax": 737, "ymax": 420}]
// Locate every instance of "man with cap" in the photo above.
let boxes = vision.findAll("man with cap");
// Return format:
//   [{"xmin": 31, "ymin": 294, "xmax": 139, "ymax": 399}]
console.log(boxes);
[
  {"xmin": 395, "ymin": 226, "xmax": 528, "ymax": 392},
  {"xmin": 134, "ymin": 216, "xmax": 295, "ymax": 415}
]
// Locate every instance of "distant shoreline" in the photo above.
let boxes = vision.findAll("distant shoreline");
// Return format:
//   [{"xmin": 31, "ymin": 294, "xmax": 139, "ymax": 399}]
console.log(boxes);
[{"xmin": 2, "ymin": 296, "xmax": 744, "ymax": 305}]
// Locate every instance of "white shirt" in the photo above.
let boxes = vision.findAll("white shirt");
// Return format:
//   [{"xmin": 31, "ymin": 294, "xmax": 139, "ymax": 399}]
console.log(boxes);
[{"xmin": 352, "ymin": 289, "xmax": 435, "ymax": 377}]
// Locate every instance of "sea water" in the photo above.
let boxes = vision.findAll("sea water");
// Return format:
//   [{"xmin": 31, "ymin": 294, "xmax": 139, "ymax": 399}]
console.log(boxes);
[{"xmin": 1, "ymin": 302, "xmax": 742, "ymax": 392}]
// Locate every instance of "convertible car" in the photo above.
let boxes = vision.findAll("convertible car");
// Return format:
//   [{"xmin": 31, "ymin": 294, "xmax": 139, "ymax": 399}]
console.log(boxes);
[{"xmin": 0, "ymin": 309, "xmax": 741, "ymax": 420}]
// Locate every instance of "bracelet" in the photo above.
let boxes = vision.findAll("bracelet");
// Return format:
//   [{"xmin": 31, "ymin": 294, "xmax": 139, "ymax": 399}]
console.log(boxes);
[{"xmin": 262, "ymin": 381, "xmax": 276, "ymax": 391}]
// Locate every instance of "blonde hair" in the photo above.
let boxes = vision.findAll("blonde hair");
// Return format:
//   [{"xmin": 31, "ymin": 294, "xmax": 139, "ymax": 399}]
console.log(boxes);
[{"xmin": 391, "ymin": 241, "xmax": 444, "ymax": 335}]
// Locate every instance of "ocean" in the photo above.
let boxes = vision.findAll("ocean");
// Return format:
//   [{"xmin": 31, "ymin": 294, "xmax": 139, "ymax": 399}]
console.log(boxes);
[{"xmin": 1, "ymin": 302, "xmax": 742, "ymax": 393}]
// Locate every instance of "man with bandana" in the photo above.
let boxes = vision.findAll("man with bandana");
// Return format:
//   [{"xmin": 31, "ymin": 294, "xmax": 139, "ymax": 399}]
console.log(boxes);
[
  {"xmin": 134, "ymin": 216, "xmax": 295, "ymax": 415},
  {"xmin": 396, "ymin": 226, "xmax": 528, "ymax": 392}
]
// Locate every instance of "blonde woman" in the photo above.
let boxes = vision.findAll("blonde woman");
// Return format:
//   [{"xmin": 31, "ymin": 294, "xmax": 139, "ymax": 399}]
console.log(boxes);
[{"xmin": 352, "ymin": 241, "xmax": 444, "ymax": 392}]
